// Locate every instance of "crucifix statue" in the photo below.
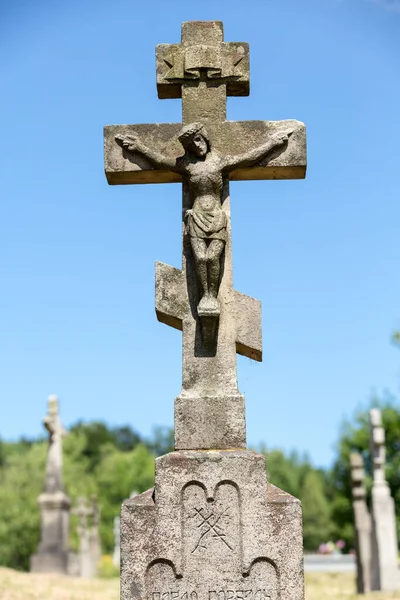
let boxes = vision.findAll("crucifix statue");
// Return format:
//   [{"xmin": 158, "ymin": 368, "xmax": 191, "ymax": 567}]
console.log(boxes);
[
  {"xmin": 104, "ymin": 21, "xmax": 306, "ymax": 451},
  {"xmin": 116, "ymin": 124, "xmax": 292, "ymax": 320},
  {"xmin": 105, "ymin": 22, "xmax": 307, "ymax": 600},
  {"xmin": 30, "ymin": 395, "xmax": 70, "ymax": 574},
  {"xmin": 43, "ymin": 394, "xmax": 67, "ymax": 493}
]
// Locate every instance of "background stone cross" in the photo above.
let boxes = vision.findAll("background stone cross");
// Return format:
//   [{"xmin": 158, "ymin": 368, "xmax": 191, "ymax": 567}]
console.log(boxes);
[
  {"xmin": 43, "ymin": 394, "xmax": 67, "ymax": 494},
  {"xmin": 368, "ymin": 409, "xmax": 400, "ymax": 591},
  {"xmin": 104, "ymin": 21, "xmax": 306, "ymax": 451},
  {"xmin": 350, "ymin": 453, "xmax": 372, "ymax": 594},
  {"xmin": 369, "ymin": 408, "xmax": 388, "ymax": 487}
]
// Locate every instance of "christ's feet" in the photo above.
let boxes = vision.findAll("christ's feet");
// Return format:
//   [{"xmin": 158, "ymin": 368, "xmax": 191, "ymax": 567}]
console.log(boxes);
[{"xmin": 197, "ymin": 294, "xmax": 220, "ymax": 318}]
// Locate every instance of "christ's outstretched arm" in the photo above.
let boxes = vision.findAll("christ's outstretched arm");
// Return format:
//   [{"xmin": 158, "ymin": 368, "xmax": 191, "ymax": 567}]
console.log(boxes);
[
  {"xmin": 115, "ymin": 133, "xmax": 182, "ymax": 173},
  {"xmin": 221, "ymin": 129, "xmax": 294, "ymax": 172}
]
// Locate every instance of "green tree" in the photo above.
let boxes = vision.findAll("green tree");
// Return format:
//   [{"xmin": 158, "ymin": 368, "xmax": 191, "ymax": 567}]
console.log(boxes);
[
  {"xmin": 301, "ymin": 470, "xmax": 332, "ymax": 551},
  {"xmin": 262, "ymin": 446, "xmax": 315, "ymax": 497},
  {"xmin": 262, "ymin": 447, "xmax": 332, "ymax": 551},
  {"xmin": 95, "ymin": 443, "xmax": 155, "ymax": 553},
  {"xmin": 0, "ymin": 422, "xmax": 155, "ymax": 569},
  {"xmin": 0, "ymin": 441, "xmax": 46, "ymax": 570}
]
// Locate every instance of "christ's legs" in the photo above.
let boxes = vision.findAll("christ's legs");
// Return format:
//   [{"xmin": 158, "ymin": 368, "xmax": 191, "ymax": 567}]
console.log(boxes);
[
  {"xmin": 190, "ymin": 237, "xmax": 208, "ymax": 299},
  {"xmin": 207, "ymin": 239, "xmax": 225, "ymax": 299},
  {"xmin": 190, "ymin": 236, "xmax": 225, "ymax": 315}
]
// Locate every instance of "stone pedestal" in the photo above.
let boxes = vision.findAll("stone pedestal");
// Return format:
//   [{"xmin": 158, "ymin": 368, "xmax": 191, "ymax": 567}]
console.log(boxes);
[
  {"xmin": 369, "ymin": 409, "xmax": 400, "ymax": 591},
  {"xmin": 350, "ymin": 453, "xmax": 372, "ymax": 594},
  {"xmin": 30, "ymin": 491, "xmax": 71, "ymax": 573},
  {"xmin": 121, "ymin": 451, "xmax": 303, "ymax": 600},
  {"xmin": 370, "ymin": 483, "xmax": 399, "ymax": 591},
  {"xmin": 72, "ymin": 496, "xmax": 99, "ymax": 578}
]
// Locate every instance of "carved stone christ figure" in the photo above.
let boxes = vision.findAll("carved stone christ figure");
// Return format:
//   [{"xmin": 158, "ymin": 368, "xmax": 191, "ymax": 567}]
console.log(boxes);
[{"xmin": 116, "ymin": 124, "xmax": 291, "ymax": 317}]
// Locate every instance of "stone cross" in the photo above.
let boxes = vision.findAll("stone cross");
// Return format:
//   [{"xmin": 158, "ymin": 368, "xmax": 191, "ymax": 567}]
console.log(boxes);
[
  {"xmin": 43, "ymin": 394, "xmax": 66, "ymax": 493},
  {"xmin": 369, "ymin": 409, "xmax": 400, "ymax": 591},
  {"xmin": 349, "ymin": 453, "xmax": 371, "ymax": 594},
  {"xmin": 370, "ymin": 408, "xmax": 387, "ymax": 487},
  {"xmin": 107, "ymin": 22, "xmax": 306, "ymax": 600},
  {"xmin": 30, "ymin": 395, "xmax": 71, "ymax": 574},
  {"xmin": 104, "ymin": 21, "xmax": 306, "ymax": 451}
]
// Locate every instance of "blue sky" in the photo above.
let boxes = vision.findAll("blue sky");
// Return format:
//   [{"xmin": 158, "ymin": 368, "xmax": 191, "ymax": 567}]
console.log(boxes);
[{"xmin": 1, "ymin": 0, "xmax": 400, "ymax": 467}]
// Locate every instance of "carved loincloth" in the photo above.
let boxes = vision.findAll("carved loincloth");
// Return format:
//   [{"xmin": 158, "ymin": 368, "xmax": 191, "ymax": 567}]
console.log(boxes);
[{"xmin": 187, "ymin": 208, "xmax": 227, "ymax": 242}]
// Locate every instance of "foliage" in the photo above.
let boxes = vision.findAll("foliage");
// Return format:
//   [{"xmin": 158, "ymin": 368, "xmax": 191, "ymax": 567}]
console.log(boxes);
[
  {"xmin": 0, "ymin": 423, "xmax": 155, "ymax": 571},
  {"xmin": 301, "ymin": 470, "xmax": 332, "ymax": 550},
  {"xmin": 261, "ymin": 447, "xmax": 332, "ymax": 551},
  {"xmin": 97, "ymin": 555, "xmax": 119, "ymax": 579},
  {"xmin": 0, "ymin": 442, "xmax": 45, "ymax": 570}
]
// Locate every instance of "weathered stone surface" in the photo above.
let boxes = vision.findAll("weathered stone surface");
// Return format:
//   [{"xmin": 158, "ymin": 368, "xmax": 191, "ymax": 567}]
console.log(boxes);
[
  {"xmin": 369, "ymin": 409, "xmax": 400, "ymax": 591},
  {"xmin": 156, "ymin": 21, "xmax": 249, "ymax": 100},
  {"xmin": 72, "ymin": 496, "xmax": 99, "ymax": 578},
  {"xmin": 121, "ymin": 451, "xmax": 303, "ymax": 600},
  {"xmin": 350, "ymin": 453, "xmax": 371, "ymax": 594},
  {"xmin": 174, "ymin": 394, "xmax": 245, "ymax": 450},
  {"xmin": 30, "ymin": 395, "xmax": 71, "ymax": 574}
]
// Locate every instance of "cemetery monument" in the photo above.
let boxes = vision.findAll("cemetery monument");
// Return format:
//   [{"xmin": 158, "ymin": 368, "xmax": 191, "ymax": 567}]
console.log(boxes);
[
  {"xmin": 369, "ymin": 408, "xmax": 399, "ymax": 591},
  {"xmin": 30, "ymin": 395, "xmax": 71, "ymax": 574},
  {"xmin": 350, "ymin": 452, "xmax": 371, "ymax": 594},
  {"xmin": 105, "ymin": 21, "xmax": 307, "ymax": 600},
  {"xmin": 72, "ymin": 496, "xmax": 98, "ymax": 578}
]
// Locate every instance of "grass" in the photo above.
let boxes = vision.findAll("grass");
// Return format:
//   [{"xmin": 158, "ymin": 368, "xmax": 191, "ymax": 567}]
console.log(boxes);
[
  {"xmin": 0, "ymin": 568, "xmax": 118, "ymax": 600},
  {"xmin": 0, "ymin": 568, "xmax": 399, "ymax": 600},
  {"xmin": 305, "ymin": 572, "xmax": 400, "ymax": 600}
]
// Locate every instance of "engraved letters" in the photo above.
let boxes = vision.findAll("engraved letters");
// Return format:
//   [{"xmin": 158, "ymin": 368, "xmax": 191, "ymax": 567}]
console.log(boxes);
[
  {"xmin": 151, "ymin": 592, "xmax": 198, "ymax": 600},
  {"xmin": 209, "ymin": 590, "xmax": 271, "ymax": 600},
  {"xmin": 150, "ymin": 590, "xmax": 270, "ymax": 600}
]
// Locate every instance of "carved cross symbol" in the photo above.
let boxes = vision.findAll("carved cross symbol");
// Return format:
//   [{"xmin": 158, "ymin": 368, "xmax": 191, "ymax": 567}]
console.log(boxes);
[
  {"xmin": 104, "ymin": 21, "xmax": 306, "ymax": 451},
  {"xmin": 191, "ymin": 506, "xmax": 232, "ymax": 553}
]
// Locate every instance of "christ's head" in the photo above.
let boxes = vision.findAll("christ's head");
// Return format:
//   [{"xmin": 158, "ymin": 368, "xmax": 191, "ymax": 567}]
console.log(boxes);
[{"xmin": 178, "ymin": 122, "xmax": 210, "ymax": 157}]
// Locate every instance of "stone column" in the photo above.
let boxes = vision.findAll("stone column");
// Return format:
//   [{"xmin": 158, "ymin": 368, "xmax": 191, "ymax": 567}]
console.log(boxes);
[
  {"xmin": 73, "ymin": 496, "xmax": 97, "ymax": 578},
  {"xmin": 30, "ymin": 395, "xmax": 71, "ymax": 574},
  {"xmin": 369, "ymin": 409, "xmax": 400, "ymax": 591},
  {"xmin": 350, "ymin": 453, "xmax": 372, "ymax": 594}
]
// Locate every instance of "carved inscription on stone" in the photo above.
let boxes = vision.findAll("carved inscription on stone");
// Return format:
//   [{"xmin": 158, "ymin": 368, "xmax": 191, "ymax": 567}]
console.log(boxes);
[
  {"xmin": 151, "ymin": 590, "xmax": 271, "ymax": 600},
  {"xmin": 145, "ymin": 558, "xmax": 278, "ymax": 600}
]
